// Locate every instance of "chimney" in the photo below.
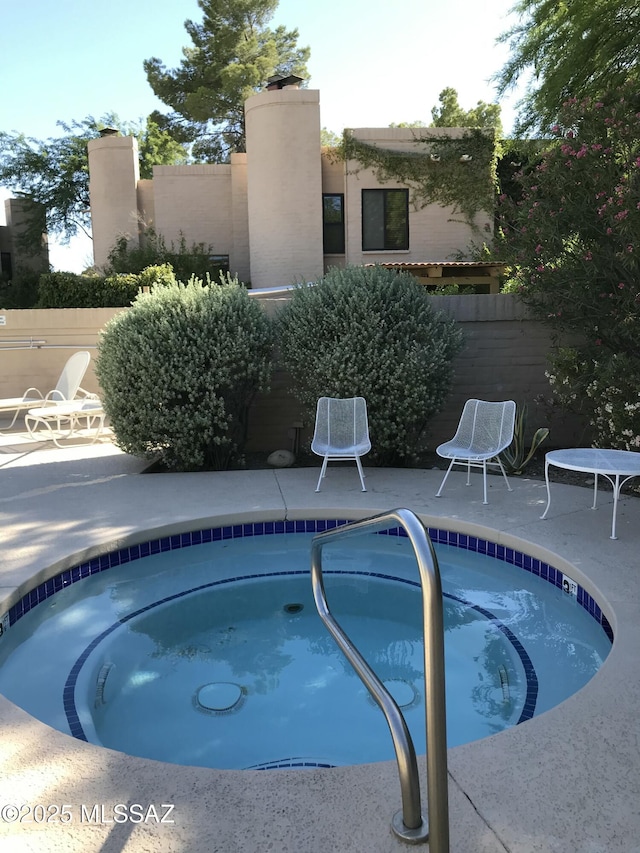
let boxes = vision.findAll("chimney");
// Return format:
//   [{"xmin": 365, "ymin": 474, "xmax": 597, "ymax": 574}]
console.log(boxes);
[{"xmin": 266, "ymin": 74, "xmax": 304, "ymax": 91}]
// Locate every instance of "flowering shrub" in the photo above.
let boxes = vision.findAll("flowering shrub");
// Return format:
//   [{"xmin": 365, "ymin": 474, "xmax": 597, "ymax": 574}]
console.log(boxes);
[
  {"xmin": 96, "ymin": 276, "xmax": 273, "ymax": 470},
  {"xmin": 277, "ymin": 266, "xmax": 463, "ymax": 465},
  {"xmin": 548, "ymin": 350, "xmax": 640, "ymax": 450},
  {"xmin": 498, "ymin": 82, "xmax": 640, "ymax": 448}
]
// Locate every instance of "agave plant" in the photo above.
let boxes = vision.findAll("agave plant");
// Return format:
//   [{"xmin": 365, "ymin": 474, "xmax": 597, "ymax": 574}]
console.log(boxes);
[{"xmin": 500, "ymin": 403, "xmax": 549, "ymax": 475}]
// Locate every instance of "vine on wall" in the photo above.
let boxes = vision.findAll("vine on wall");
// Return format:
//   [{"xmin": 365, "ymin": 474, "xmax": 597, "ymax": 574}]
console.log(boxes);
[{"xmin": 336, "ymin": 129, "xmax": 499, "ymax": 228}]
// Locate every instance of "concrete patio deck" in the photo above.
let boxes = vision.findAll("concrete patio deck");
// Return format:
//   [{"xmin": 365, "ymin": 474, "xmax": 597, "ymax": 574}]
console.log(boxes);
[{"xmin": 1, "ymin": 429, "xmax": 639, "ymax": 853}]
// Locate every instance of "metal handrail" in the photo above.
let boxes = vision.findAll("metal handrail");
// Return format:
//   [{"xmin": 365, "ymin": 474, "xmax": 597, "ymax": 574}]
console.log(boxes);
[
  {"xmin": 0, "ymin": 340, "xmax": 97, "ymax": 351},
  {"xmin": 310, "ymin": 508, "xmax": 449, "ymax": 850},
  {"xmin": 0, "ymin": 338, "xmax": 47, "ymax": 349}
]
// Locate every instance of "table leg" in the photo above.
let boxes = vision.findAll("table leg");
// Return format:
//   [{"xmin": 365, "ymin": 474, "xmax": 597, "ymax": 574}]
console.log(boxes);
[
  {"xmin": 540, "ymin": 458, "xmax": 552, "ymax": 520},
  {"xmin": 610, "ymin": 474, "xmax": 621, "ymax": 540},
  {"xmin": 591, "ymin": 473, "xmax": 599, "ymax": 510}
]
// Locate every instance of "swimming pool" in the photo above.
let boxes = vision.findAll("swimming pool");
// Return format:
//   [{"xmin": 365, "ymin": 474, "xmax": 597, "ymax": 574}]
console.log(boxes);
[{"xmin": 0, "ymin": 518, "xmax": 612, "ymax": 770}]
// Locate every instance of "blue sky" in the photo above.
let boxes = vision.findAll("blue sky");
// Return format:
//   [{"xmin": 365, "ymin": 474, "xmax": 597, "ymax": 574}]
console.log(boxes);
[{"xmin": 0, "ymin": 0, "xmax": 522, "ymax": 271}]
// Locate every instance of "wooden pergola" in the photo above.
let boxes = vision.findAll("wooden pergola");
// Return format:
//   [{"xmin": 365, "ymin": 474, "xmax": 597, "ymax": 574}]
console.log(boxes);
[{"xmin": 365, "ymin": 261, "xmax": 507, "ymax": 294}]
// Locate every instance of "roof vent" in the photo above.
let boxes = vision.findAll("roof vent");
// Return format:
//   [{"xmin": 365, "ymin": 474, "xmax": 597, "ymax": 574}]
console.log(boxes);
[
  {"xmin": 99, "ymin": 127, "xmax": 119, "ymax": 137},
  {"xmin": 266, "ymin": 74, "xmax": 304, "ymax": 91}
]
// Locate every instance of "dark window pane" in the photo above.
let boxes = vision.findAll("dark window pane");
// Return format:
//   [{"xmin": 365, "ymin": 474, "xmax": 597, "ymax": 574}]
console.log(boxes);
[
  {"xmin": 208, "ymin": 254, "xmax": 230, "ymax": 274},
  {"xmin": 323, "ymin": 194, "xmax": 345, "ymax": 254},
  {"xmin": 362, "ymin": 189, "xmax": 408, "ymax": 251},
  {"xmin": 323, "ymin": 195, "xmax": 343, "ymax": 223},
  {"xmin": 385, "ymin": 190, "xmax": 409, "ymax": 249},
  {"xmin": 362, "ymin": 190, "xmax": 385, "ymax": 250}
]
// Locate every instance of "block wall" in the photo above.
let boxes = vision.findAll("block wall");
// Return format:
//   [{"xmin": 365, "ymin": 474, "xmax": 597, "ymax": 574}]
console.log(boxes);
[
  {"xmin": 0, "ymin": 296, "xmax": 589, "ymax": 456},
  {"xmin": 152, "ymin": 165, "xmax": 232, "ymax": 252},
  {"xmin": 248, "ymin": 293, "xmax": 588, "ymax": 453},
  {"xmin": 0, "ymin": 308, "xmax": 126, "ymax": 399}
]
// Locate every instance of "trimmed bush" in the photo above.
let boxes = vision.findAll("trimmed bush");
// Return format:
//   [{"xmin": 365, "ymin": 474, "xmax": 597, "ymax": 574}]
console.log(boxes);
[
  {"xmin": 278, "ymin": 266, "xmax": 464, "ymax": 465},
  {"xmin": 37, "ymin": 271, "xmax": 140, "ymax": 308},
  {"xmin": 35, "ymin": 264, "xmax": 179, "ymax": 308},
  {"xmin": 96, "ymin": 276, "xmax": 273, "ymax": 471}
]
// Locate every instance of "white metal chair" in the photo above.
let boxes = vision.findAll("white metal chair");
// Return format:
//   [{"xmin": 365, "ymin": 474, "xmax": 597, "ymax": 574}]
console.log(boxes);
[
  {"xmin": 435, "ymin": 399, "xmax": 516, "ymax": 504},
  {"xmin": 311, "ymin": 396, "xmax": 371, "ymax": 492},
  {"xmin": 0, "ymin": 351, "xmax": 93, "ymax": 431}
]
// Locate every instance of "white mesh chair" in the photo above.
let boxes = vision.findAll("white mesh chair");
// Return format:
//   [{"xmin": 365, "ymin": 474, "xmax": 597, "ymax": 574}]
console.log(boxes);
[
  {"xmin": 311, "ymin": 396, "xmax": 371, "ymax": 492},
  {"xmin": 435, "ymin": 399, "xmax": 516, "ymax": 505},
  {"xmin": 0, "ymin": 351, "xmax": 93, "ymax": 431}
]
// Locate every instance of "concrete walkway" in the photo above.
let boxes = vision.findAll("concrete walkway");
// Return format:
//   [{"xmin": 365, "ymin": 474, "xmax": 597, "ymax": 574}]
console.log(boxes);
[{"xmin": 1, "ymin": 431, "xmax": 639, "ymax": 853}]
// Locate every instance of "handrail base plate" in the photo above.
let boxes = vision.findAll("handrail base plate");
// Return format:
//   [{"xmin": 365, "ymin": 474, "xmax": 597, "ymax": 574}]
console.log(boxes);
[{"xmin": 391, "ymin": 809, "xmax": 429, "ymax": 845}]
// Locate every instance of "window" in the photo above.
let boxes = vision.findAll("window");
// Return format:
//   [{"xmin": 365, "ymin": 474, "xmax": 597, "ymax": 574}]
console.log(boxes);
[
  {"xmin": 208, "ymin": 254, "xmax": 230, "ymax": 274},
  {"xmin": 362, "ymin": 189, "xmax": 409, "ymax": 251},
  {"xmin": 322, "ymin": 194, "xmax": 345, "ymax": 254}
]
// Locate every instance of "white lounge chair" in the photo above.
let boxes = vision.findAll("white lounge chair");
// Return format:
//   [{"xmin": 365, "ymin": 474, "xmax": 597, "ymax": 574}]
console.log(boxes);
[
  {"xmin": 435, "ymin": 399, "xmax": 516, "ymax": 504},
  {"xmin": 311, "ymin": 396, "xmax": 371, "ymax": 492},
  {"xmin": 0, "ymin": 351, "xmax": 93, "ymax": 431},
  {"xmin": 24, "ymin": 398, "xmax": 106, "ymax": 447}
]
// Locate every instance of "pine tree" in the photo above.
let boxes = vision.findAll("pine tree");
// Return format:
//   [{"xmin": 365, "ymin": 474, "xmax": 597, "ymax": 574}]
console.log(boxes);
[{"xmin": 144, "ymin": 0, "xmax": 310, "ymax": 161}]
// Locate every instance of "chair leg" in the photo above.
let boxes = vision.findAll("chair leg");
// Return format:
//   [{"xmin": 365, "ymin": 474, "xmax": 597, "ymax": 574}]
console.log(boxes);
[
  {"xmin": 315, "ymin": 456, "xmax": 329, "ymax": 492},
  {"xmin": 0, "ymin": 408, "xmax": 25, "ymax": 432},
  {"xmin": 355, "ymin": 455, "xmax": 367, "ymax": 492},
  {"xmin": 435, "ymin": 459, "xmax": 456, "ymax": 497},
  {"xmin": 482, "ymin": 460, "xmax": 488, "ymax": 505},
  {"xmin": 466, "ymin": 459, "xmax": 472, "ymax": 486},
  {"xmin": 496, "ymin": 457, "xmax": 513, "ymax": 492}
]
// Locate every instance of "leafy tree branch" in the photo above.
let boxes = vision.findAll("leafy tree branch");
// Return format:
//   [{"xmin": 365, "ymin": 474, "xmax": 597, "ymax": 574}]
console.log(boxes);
[{"xmin": 0, "ymin": 115, "xmax": 188, "ymax": 250}]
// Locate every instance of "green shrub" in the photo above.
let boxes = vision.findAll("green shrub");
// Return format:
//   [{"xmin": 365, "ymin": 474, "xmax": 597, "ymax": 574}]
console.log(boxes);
[
  {"xmin": 106, "ymin": 228, "xmax": 228, "ymax": 283},
  {"xmin": 547, "ymin": 349, "xmax": 640, "ymax": 451},
  {"xmin": 96, "ymin": 276, "xmax": 273, "ymax": 471},
  {"xmin": 136, "ymin": 263, "xmax": 177, "ymax": 290},
  {"xmin": 35, "ymin": 265, "xmax": 177, "ymax": 308},
  {"xmin": 37, "ymin": 271, "xmax": 140, "ymax": 307},
  {"xmin": 277, "ymin": 266, "xmax": 464, "ymax": 465}
]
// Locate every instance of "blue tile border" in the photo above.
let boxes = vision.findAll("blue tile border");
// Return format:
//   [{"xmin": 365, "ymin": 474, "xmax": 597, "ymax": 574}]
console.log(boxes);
[{"xmin": 1, "ymin": 519, "xmax": 614, "ymax": 647}]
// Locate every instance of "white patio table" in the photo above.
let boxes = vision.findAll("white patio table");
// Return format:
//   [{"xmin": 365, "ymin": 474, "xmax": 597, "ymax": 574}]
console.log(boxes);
[
  {"xmin": 25, "ymin": 399, "xmax": 105, "ymax": 448},
  {"xmin": 541, "ymin": 447, "xmax": 640, "ymax": 539}
]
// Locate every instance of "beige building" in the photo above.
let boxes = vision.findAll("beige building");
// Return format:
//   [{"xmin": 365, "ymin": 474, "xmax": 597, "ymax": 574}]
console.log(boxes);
[{"xmin": 88, "ymin": 84, "xmax": 494, "ymax": 288}]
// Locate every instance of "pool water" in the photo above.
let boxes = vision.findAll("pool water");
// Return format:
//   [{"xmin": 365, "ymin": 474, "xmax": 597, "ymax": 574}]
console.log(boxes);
[{"xmin": 0, "ymin": 531, "xmax": 612, "ymax": 769}]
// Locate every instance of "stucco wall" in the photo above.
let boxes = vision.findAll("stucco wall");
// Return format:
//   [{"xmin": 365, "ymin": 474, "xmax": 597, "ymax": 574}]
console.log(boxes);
[
  {"xmin": 0, "ymin": 296, "xmax": 587, "ymax": 455},
  {"xmin": 245, "ymin": 88, "xmax": 325, "ymax": 288},
  {"xmin": 88, "ymin": 137, "xmax": 140, "ymax": 269},
  {"xmin": 230, "ymin": 154, "xmax": 250, "ymax": 283},
  {"xmin": 153, "ymin": 164, "xmax": 233, "ymax": 253},
  {"xmin": 343, "ymin": 128, "xmax": 491, "ymax": 267}
]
